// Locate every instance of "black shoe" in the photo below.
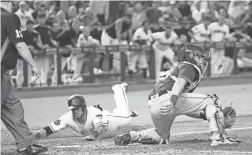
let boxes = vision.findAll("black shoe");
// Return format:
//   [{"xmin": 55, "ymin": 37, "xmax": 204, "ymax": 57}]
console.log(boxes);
[
  {"xmin": 131, "ymin": 111, "xmax": 138, "ymax": 117},
  {"xmin": 17, "ymin": 146, "xmax": 32, "ymax": 155},
  {"xmin": 18, "ymin": 144, "xmax": 48, "ymax": 155},
  {"xmin": 114, "ymin": 132, "xmax": 132, "ymax": 146},
  {"xmin": 31, "ymin": 144, "xmax": 48, "ymax": 154}
]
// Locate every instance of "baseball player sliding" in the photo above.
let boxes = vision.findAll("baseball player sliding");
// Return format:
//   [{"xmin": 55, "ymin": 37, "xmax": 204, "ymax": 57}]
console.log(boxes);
[
  {"xmin": 115, "ymin": 43, "xmax": 241, "ymax": 146},
  {"xmin": 35, "ymin": 83, "xmax": 138, "ymax": 141}
]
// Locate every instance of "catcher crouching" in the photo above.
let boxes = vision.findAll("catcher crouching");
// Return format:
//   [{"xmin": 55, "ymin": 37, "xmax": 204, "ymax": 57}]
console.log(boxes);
[{"xmin": 114, "ymin": 43, "xmax": 241, "ymax": 146}]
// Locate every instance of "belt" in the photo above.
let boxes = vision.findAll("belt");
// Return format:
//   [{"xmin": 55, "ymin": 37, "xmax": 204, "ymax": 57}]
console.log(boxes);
[
  {"xmin": 148, "ymin": 90, "xmax": 169, "ymax": 100},
  {"xmin": 1, "ymin": 66, "xmax": 11, "ymax": 74}
]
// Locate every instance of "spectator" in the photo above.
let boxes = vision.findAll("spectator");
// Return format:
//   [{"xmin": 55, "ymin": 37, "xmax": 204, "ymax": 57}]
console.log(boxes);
[
  {"xmin": 128, "ymin": 20, "xmax": 152, "ymax": 77},
  {"xmin": 168, "ymin": 1, "xmax": 182, "ymax": 22},
  {"xmin": 151, "ymin": 17, "xmax": 165, "ymax": 33},
  {"xmin": 131, "ymin": 2, "xmax": 146, "ymax": 32},
  {"xmin": 218, "ymin": 8, "xmax": 234, "ymax": 28},
  {"xmin": 207, "ymin": 1, "xmax": 219, "ymax": 22},
  {"xmin": 241, "ymin": 1, "xmax": 252, "ymax": 25},
  {"xmin": 89, "ymin": 0, "xmax": 109, "ymax": 25},
  {"xmin": 146, "ymin": 1, "xmax": 162, "ymax": 24},
  {"xmin": 52, "ymin": 19, "xmax": 80, "ymax": 84},
  {"xmin": 25, "ymin": 2, "xmax": 35, "ymax": 21},
  {"xmin": 152, "ymin": 23, "xmax": 178, "ymax": 80},
  {"xmin": 230, "ymin": 26, "xmax": 252, "ymax": 69},
  {"xmin": 208, "ymin": 13, "xmax": 232, "ymax": 76},
  {"xmin": 81, "ymin": 7, "xmax": 100, "ymax": 27},
  {"xmin": 189, "ymin": 14, "xmax": 212, "ymax": 43},
  {"xmin": 68, "ymin": 5, "xmax": 77, "ymax": 21},
  {"xmin": 228, "ymin": 0, "xmax": 247, "ymax": 26},
  {"xmin": 191, "ymin": 1, "xmax": 205, "ymax": 24},
  {"xmin": 178, "ymin": 1, "xmax": 192, "ymax": 20},
  {"xmin": 34, "ymin": 13, "xmax": 58, "ymax": 86},
  {"xmin": 15, "ymin": 1, "xmax": 31, "ymax": 31},
  {"xmin": 56, "ymin": 10, "xmax": 69, "ymax": 32},
  {"xmin": 32, "ymin": 1, "xmax": 41, "ymax": 23},
  {"xmin": 244, "ymin": 2, "xmax": 252, "ymax": 39},
  {"xmin": 73, "ymin": 26, "xmax": 101, "ymax": 82},
  {"xmin": 100, "ymin": 7, "xmax": 133, "ymax": 72}
]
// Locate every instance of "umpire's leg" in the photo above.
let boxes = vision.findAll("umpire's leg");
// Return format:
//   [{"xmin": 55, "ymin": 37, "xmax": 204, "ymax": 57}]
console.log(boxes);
[{"xmin": 1, "ymin": 70, "xmax": 37, "ymax": 150}]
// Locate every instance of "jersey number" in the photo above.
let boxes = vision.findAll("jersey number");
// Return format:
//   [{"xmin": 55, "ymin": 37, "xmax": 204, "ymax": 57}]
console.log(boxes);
[{"xmin": 15, "ymin": 30, "xmax": 23, "ymax": 38}]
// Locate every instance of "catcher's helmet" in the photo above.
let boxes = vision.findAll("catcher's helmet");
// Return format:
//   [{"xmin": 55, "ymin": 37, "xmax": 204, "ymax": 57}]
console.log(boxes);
[
  {"xmin": 68, "ymin": 94, "xmax": 86, "ymax": 110},
  {"xmin": 177, "ymin": 43, "xmax": 210, "ymax": 73}
]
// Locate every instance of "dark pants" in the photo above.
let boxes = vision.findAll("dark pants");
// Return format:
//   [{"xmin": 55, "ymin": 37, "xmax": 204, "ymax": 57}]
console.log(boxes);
[
  {"xmin": 1, "ymin": 68, "xmax": 37, "ymax": 150},
  {"xmin": 97, "ymin": 14, "xmax": 105, "ymax": 25}
]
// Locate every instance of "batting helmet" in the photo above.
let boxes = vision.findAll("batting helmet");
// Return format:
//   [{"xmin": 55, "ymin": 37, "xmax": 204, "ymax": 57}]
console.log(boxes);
[{"xmin": 68, "ymin": 94, "xmax": 86, "ymax": 110}]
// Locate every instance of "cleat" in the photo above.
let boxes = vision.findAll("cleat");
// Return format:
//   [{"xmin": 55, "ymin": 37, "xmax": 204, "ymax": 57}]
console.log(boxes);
[
  {"xmin": 114, "ymin": 132, "xmax": 131, "ymax": 146},
  {"xmin": 17, "ymin": 144, "xmax": 48, "ymax": 155},
  {"xmin": 131, "ymin": 111, "xmax": 138, "ymax": 117},
  {"xmin": 210, "ymin": 138, "xmax": 241, "ymax": 146}
]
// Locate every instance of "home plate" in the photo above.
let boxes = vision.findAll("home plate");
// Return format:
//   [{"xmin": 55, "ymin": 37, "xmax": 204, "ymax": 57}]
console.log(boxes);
[{"xmin": 53, "ymin": 145, "xmax": 83, "ymax": 148}]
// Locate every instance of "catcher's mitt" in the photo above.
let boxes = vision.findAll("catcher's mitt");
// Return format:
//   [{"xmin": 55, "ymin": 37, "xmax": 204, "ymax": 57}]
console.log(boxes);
[{"xmin": 222, "ymin": 106, "xmax": 236, "ymax": 129}]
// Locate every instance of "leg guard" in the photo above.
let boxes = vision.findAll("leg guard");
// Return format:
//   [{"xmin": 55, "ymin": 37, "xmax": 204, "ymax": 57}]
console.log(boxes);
[{"xmin": 206, "ymin": 94, "xmax": 227, "ymax": 140}]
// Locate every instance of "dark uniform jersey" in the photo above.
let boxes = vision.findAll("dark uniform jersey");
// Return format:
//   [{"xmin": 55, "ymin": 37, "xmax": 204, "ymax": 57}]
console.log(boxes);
[
  {"xmin": 105, "ymin": 19, "xmax": 131, "ymax": 39},
  {"xmin": 22, "ymin": 30, "xmax": 39, "ymax": 49},
  {"xmin": 34, "ymin": 25, "xmax": 52, "ymax": 46},
  {"xmin": 149, "ymin": 63, "xmax": 200, "ymax": 98},
  {"xmin": 1, "ymin": 8, "xmax": 24, "ymax": 69}
]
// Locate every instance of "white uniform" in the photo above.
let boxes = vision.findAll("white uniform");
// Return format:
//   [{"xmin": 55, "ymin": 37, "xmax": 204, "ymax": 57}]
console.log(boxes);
[
  {"xmin": 49, "ymin": 84, "xmax": 132, "ymax": 137},
  {"xmin": 70, "ymin": 34, "xmax": 101, "ymax": 80},
  {"xmin": 208, "ymin": 22, "xmax": 233, "ymax": 76},
  {"xmin": 191, "ymin": 23, "xmax": 210, "ymax": 43},
  {"xmin": 152, "ymin": 31, "xmax": 178, "ymax": 80},
  {"xmin": 128, "ymin": 27, "xmax": 152, "ymax": 73}
]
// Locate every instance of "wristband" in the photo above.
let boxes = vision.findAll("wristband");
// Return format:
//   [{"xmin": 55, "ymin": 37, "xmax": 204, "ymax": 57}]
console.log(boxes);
[
  {"xmin": 43, "ymin": 126, "xmax": 54, "ymax": 136},
  {"xmin": 171, "ymin": 95, "xmax": 179, "ymax": 106}
]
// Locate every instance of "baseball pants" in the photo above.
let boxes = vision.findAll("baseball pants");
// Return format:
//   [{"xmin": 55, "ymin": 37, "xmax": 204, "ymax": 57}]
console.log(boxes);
[
  {"xmin": 34, "ymin": 56, "xmax": 50, "ymax": 85},
  {"xmin": 51, "ymin": 56, "xmax": 68, "ymax": 84},
  {"xmin": 104, "ymin": 84, "xmax": 132, "ymax": 131},
  {"xmin": 101, "ymin": 30, "xmax": 121, "ymax": 72},
  {"xmin": 152, "ymin": 44, "xmax": 175, "ymax": 80},
  {"xmin": 16, "ymin": 59, "xmax": 31, "ymax": 87},
  {"xmin": 1, "ymin": 68, "xmax": 37, "ymax": 150},
  {"xmin": 128, "ymin": 51, "xmax": 148, "ymax": 73},
  {"xmin": 129, "ymin": 91, "xmax": 219, "ymax": 142}
]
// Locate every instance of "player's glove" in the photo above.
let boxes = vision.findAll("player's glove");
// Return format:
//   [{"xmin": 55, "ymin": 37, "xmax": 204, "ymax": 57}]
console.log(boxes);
[
  {"xmin": 94, "ymin": 104, "xmax": 103, "ymax": 111},
  {"xmin": 222, "ymin": 106, "xmax": 236, "ymax": 129}
]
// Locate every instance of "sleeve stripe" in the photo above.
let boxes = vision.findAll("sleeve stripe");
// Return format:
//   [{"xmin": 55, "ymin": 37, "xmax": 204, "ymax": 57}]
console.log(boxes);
[
  {"xmin": 49, "ymin": 124, "xmax": 56, "ymax": 133},
  {"xmin": 1, "ymin": 37, "xmax": 10, "ymax": 62}
]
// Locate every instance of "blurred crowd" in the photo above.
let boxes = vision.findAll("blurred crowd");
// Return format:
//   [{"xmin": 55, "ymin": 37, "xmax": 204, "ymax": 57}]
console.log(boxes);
[{"xmin": 13, "ymin": 0, "xmax": 252, "ymax": 87}]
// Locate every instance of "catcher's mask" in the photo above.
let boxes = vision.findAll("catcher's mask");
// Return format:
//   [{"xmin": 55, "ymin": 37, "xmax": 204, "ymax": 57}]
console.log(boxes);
[
  {"xmin": 177, "ymin": 43, "xmax": 210, "ymax": 73},
  {"xmin": 68, "ymin": 94, "xmax": 86, "ymax": 111}
]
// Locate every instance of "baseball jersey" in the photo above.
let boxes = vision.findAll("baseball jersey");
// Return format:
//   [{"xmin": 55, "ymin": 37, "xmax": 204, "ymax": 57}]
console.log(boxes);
[
  {"xmin": 191, "ymin": 23, "xmax": 210, "ymax": 42},
  {"xmin": 133, "ymin": 27, "xmax": 153, "ymax": 45},
  {"xmin": 208, "ymin": 22, "xmax": 230, "ymax": 42},
  {"xmin": 15, "ymin": 9, "xmax": 31, "ymax": 31},
  {"xmin": 149, "ymin": 62, "xmax": 201, "ymax": 98},
  {"xmin": 1, "ymin": 8, "xmax": 24, "ymax": 69},
  {"xmin": 49, "ymin": 106, "xmax": 105, "ymax": 136},
  {"xmin": 76, "ymin": 34, "xmax": 100, "ymax": 47},
  {"xmin": 152, "ymin": 31, "xmax": 178, "ymax": 51}
]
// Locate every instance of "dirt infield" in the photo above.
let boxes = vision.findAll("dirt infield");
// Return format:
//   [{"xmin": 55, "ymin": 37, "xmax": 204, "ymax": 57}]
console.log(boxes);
[
  {"xmin": 1, "ymin": 84, "xmax": 252, "ymax": 154},
  {"xmin": 1, "ymin": 116, "xmax": 252, "ymax": 155}
]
